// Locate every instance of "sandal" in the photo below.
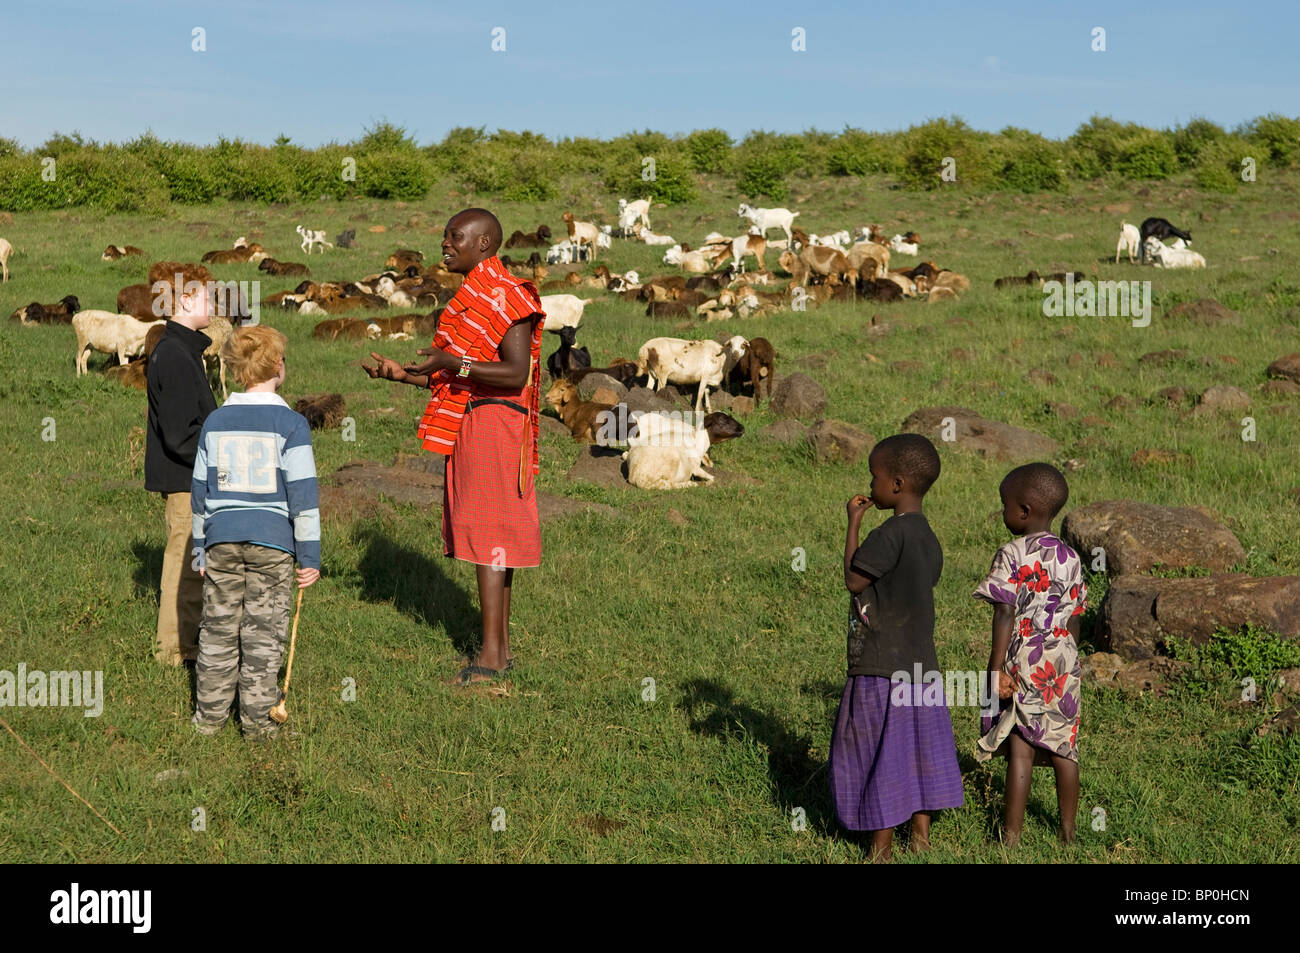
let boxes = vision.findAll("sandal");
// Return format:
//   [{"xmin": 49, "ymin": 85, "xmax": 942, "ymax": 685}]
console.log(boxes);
[{"xmin": 450, "ymin": 664, "xmax": 503, "ymax": 686}]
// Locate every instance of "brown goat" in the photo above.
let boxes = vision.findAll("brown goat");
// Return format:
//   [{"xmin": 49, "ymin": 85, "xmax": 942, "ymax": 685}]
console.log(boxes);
[{"xmin": 545, "ymin": 379, "xmax": 615, "ymax": 443}]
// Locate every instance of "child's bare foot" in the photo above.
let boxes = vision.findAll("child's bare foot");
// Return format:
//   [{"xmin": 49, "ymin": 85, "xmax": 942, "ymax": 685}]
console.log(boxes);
[
  {"xmin": 1001, "ymin": 829, "xmax": 1022, "ymax": 848},
  {"xmin": 1059, "ymin": 825, "xmax": 1076, "ymax": 845},
  {"xmin": 909, "ymin": 835, "xmax": 931, "ymax": 853}
]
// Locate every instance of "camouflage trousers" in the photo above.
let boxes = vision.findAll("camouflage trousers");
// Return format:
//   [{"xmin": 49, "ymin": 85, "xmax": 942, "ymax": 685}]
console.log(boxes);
[{"xmin": 192, "ymin": 542, "xmax": 294, "ymax": 738}]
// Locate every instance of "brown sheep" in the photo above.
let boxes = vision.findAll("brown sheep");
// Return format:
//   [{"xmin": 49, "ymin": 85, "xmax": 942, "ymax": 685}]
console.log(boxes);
[
  {"xmin": 258, "ymin": 258, "xmax": 311, "ymax": 277},
  {"xmin": 779, "ymin": 247, "xmax": 854, "ymax": 287},
  {"xmin": 386, "ymin": 249, "xmax": 424, "ymax": 271},
  {"xmin": 729, "ymin": 336, "xmax": 775, "ymax": 403},
  {"xmin": 200, "ymin": 243, "xmax": 266, "ymax": 264},
  {"xmin": 118, "ymin": 283, "xmax": 161, "ymax": 320},
  {"xmin": 11, "ymin": 295, "xmax": 81, "ymax": 324},
  {"xmin": 994, "ymin": 271, "xmax": 1042, "ymax": 289},
  {"xmin": 101, "ymin": 245, "xmax": 145, "ymax": 261},
  {"xmin": 504, "ymin": 224, "xmax": 552, "ymax": 248},
  {"xmin": 545, "ymin": 379, "xmax": 615, "ymax": 443}
]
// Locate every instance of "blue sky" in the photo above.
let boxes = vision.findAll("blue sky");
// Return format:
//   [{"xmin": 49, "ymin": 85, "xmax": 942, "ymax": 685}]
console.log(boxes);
[{"xmin": 3, "ymin": 0, "xmax": 1296, "ymax": 148}]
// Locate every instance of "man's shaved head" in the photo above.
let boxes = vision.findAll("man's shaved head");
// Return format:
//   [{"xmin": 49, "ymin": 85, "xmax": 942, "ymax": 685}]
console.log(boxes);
[
  {"xmin": 450, "ymin": 208, "xmax": 502, "ymax": 253},
  {"xmin": 442, "ymin": 208, "xmax": 504, "ymax": 273}
]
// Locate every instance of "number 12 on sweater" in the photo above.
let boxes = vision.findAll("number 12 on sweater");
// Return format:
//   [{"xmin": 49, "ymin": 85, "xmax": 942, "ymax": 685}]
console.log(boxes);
[{"xmin": 215, "ymin": 434, "xmax": 278, "ymax": 494}]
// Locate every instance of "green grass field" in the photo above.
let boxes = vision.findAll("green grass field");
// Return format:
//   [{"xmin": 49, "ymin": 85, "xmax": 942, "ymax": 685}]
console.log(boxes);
[{"xmin": 1, "ymin": 169, "xmax": 1298, "ymax": 862}]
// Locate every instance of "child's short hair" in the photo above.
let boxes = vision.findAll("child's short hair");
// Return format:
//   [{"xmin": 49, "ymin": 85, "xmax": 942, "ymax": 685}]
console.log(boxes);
[
  {"xmin": 871, "ymin": 433, "xmax": 941, "ymax": 495},
  {"xmin": 1001, "ymin": 463, "xmax": 1069, "ymax": 518},
  {"xmin": 223, "ymin": 325, "xmax": 287, "ymax": 390}
]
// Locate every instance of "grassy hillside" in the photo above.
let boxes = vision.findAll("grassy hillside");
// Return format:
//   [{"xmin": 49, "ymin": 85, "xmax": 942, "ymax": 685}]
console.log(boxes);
[{"xmin": 1, "ymin": 168, "xmax": 1297, "ymax": 862}]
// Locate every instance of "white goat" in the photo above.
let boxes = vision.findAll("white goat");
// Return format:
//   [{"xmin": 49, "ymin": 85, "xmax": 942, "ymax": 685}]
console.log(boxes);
[
  {"xmin": 738, "ymin": 204, "xmax": 799, "ymax": 242},
  {"xmin": 618, "ymin": 198, "xmax": 651, "ymax": 233},
  {"xmin": 0, "ymin": 237, "xmax": 12, "ymax": 282},
  {"xmin": 539, "ymin": 294, "xmax": 590, "ymax": 331},
  {"xmin": 636, "ymin": 335, "xmax": 748, "ymax": 412},
  {"xmin": 72, "ymin": 311, "xmax": 165, "ymax": 375},
  {"xmin": 632, "ymin": 223, "xmax": 676, "ymax": 246},
  {"xmin": 663, "ymin": 245, "xmax": 715, "ymax": 274},
  {"xmin": 546, "ymin": 239, "xmax": 589, "ymax": 264},
  {"xmin": 889, "ymin": 234, "xmax": 919, "ymax": 255},
  {"xmin": 1144, "ymin": 237, "xmax": 1206, "ymax": 269},
  {"xmin": 1115, "ymin": 222, "xmax": 1140, "ymax": 263},
  {"xmin": 296, "ymin": 225, "xmax": 332, "ymax": 254}
]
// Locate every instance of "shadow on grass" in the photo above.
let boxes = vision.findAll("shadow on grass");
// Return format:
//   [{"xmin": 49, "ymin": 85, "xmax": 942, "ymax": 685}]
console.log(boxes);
[
  {"xmin": 678, "ymin": 677, "xmax": 834, "ymax": 836},
  {"xmin": 131, "ymin": 540, "xmax": 164, "ymax": 603},
  {"xmin": 352, "ymin": 526, "xmax": 479, "ymax": 658},
  {"xmin": 958, "ymin": 747, "xmax": 1064, "ymax": 842}
]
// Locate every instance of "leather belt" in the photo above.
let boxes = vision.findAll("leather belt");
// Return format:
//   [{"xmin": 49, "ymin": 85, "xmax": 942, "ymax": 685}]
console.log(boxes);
[{"xmin": 467, "ymin": 397, "xmax": 528, "ymax": 415}]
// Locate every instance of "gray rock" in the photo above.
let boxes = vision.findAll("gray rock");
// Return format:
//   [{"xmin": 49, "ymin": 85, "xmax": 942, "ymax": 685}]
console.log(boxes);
[
  {"xmin": 1061, "ymin": 500, "xmax": 1245, "ymax": 576},
  {"xmin": 808, "ymin": 419, "xmax": 874, "ymax": 465},
  {"xmin": 1097, "ymin": 573, "xmax": 1300, "ymax": 660},
  {"xmin": 578, "ymin": 373, "xmax": 628, "ymax": 401},
  {"xmin": 1266, "ymin": 353, "xmax": 1300, "ymax": 384},
  {"xmin": 770, "ymin": 373, "xmax": 827, "ymax": 419},
  {"xmin": 1192, "ymin": 385, "xmax": 1251, "ymax": 415},
  {"xmin": 762, "ymin": 419, "xmax": 810, "ymax": 443},
  {"xmin": 900, "ymin": 406, "xmax": 1059, "ymax": 461}
]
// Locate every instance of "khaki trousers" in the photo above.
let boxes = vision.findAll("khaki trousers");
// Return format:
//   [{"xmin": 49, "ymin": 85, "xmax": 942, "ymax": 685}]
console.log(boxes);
[{"xmin": 155, "ymin": 491, "xmax": 203, "ymax": 665}]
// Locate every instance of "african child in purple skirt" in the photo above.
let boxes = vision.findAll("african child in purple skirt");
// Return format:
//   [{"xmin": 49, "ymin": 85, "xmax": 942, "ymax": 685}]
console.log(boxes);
[
  {"xmin": 974, "ymin": 530, "xmax": 1086, "ymax": 762},
  {"xmin": 830, "ymin": 435, "xmax": 963, "ymax": 860}
]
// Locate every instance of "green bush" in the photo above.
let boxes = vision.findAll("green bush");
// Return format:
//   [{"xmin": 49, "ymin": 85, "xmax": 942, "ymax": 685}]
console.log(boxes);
[
  {"xmin": 994, "ymin": 133, "xmax": 1066, "ymax": 192},
  {"xmin": 358, "ymin": 150, "xmax": 433, "ymax": 200},
  {"xmin": 1242, "ymin": 113, "xmax": 1300, "ymax": 166},
  {"xmin": 501, "ymin": 147, "xmax": 560, "ymax": 202},
  {"xmin": 684, "ymin": 129, "xmax": 733, "ymax": 174},
  {"xmin": 898, "ymin": 117, "xmax": 993, "ymax": 189},
  {"xmin": 604, "ymin": 149, "xmax": 697, "ymax": 205},
  {"xmin": 826, "ymin": 128, "xmax": 896, "ymax": 176},
  {"xmin": 1172, "ymin": 117, "xmax": 1227, "ymax": 167},
  {"xmin": 1115, "ymin": 132, "xmax": 1180, "ymax": 179},
  {"xmin": 59, "ymin": 151, "xmax": 169, "ymax": 213},
  {"xmin": 1169, "ymin": 623, "xmax": 1300, "ymax": 696},
  {"xmin": 0, "ymin": 156, "xmax": 51, "ymax": 210},
  {"xmin": 736, "ymin": 153, "xmax": 789, "ymax": 201}
]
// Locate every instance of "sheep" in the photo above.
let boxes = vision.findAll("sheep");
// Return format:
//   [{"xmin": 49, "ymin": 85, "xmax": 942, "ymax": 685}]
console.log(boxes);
[
  {"xmin": 617, "ymin": 198, "xmax": 651, "ymax": 233},
  {"xmin": 504, "ymin": 224, "xmax": 552, "ymax": 249},
  {"xmin": 561, "ymin": 211, "xmax": 599, "ymax": 260},
  {"xmin": 203, "ymin": 316, "xmax": 233, "ymax": 398},
  {"xmin": 1115, "ymin": 222, "xmax": 1140, "ymax": 263},
  {"xmin": 546, "ymin": 325, "xmax": 591, "ymax": 379},
  {"xmin": 779, "ymin": 247, "xmax": 854, "ymax": 287},
  {"xmin": 929, "ymin": 271, "xmax": 970, "ymax": 294},
  {"xmin": 889, "ymin": 232, "xmax": 920, "ymax": 255},
  {"xmin": 566, "ymin": 359, "xmax": 640, "ymax": 387},
  {"xmin": 927, "ymin": 286, "xmax": 959, "ymax": 304},
  {"xmin": 384, "ymin": 248, "xmax": 423, "ymax": 271},
  {"xmin": 728, "ymin": 335, "xmax": 774, "ymax": 403},
  {"xmin": 72, "ymin": 310, "xmax": 165, "ymax": 375},
  {"xmin": 664, "ymin": 245, "xmax": 716, "ymax": 274},
  {"xmin": 845, "ymin": 241, "xmax": 891, "ymax": 281},
  {"xmin": 636, "ymin": 335, "xmax": 748, "ymax": 412},
  {"xmin": 101, "ymin": 245, "xmax": 145, "ymax": 261},
  {"xmin": 12, "ymin": 295, "xmax": 82, "ymax": 325},
  {"xmin": 258, "ymin": 258, "xmax": 311, "ymax": 277},
  {"xmin": 0, "ymin": 237, "xmax": 11, "ymax": 282},
  {"xmin": 539, "ymin": 294, "xmax": 590, "ymax": 331},
  {"xmin": 297, "ymin": 225, "xmax": 333, "ymax": 254},
  {"xmin": 118, "ymin": 283, "xmax": 162, "ymax": 320},
  {"xmin": 995, "ymin": 271, "xmax": 1042, "ymax": 289},
  {"xmin": 622, "ymin": 411, "xmax": 745, "ymax": 489},
  {"xmin": 1145, "ymin": 237, "xmax": 1206, "ymax": 269},
  {"xmin": 105, "ymin": 323, "xmax": 167, "ymax": 389},
  {"xmin": 335, "ymin": 228, "xmax": 357, "ymax": 249},
  {"xmin": 858, "ymin": 277, "xmax": 905, "ymax": 302},
  {"xmin": 738, "ymin": 204, "xmax": 799, "ymax": 242},
  {"xmin": 201, "ymin": 243, "xmax": 268, "ymax": 265},
  {"xmin": 544, "ymin": 379, "xmax": 616, "ymax": 444},
  {"xmin": 631, "ymin": 223, "xmax": 677, "ymax": 246},
  {"xmin": 1138, "ymin": 217, "xmax": 1192, "ymax": 263}
]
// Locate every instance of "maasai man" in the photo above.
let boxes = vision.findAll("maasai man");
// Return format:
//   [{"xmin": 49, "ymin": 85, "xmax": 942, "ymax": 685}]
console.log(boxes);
[{"xmin": 362, "ymin": 209, "xmax": 545, "ymax": 685}]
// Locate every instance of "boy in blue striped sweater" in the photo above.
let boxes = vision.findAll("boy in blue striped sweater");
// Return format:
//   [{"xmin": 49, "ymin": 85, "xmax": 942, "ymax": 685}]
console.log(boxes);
[{"xmin": 190, "ymin": 325, "xmax": 320, "ymax": 738}]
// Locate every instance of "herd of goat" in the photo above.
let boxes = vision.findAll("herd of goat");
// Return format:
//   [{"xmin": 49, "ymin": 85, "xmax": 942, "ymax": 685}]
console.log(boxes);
[{"xmin": 3, "ymin": 207, "xmax": 1204, "ymax": 487}]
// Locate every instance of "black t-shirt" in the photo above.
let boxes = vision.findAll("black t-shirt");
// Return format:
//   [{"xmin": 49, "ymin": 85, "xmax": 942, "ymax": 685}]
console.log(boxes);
[{"xmin": 846, "ymin": 512, "xmax": 943, "ymax": 679}]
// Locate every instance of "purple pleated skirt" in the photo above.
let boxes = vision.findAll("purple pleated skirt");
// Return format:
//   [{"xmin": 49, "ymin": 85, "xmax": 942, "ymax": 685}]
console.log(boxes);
[{"xmin": 828, "ymin": 675, "xmax": 965, "ymax": 831}]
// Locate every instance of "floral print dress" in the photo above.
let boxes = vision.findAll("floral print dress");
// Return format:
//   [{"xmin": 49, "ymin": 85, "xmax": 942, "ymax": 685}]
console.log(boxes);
[{"xmin": 973, "ymin": 532, "xmax": 1087, "ymax": 763}]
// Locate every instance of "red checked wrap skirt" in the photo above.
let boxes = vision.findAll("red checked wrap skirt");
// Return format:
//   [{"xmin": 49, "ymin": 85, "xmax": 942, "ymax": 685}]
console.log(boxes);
[{"xmin": 441, "ymin": 401, "xmax": 541, "ymax": 568}]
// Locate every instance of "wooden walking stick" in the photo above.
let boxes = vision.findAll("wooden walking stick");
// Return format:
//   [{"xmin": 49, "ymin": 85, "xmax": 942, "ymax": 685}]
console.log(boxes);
[{"xmin": 269, "ymin": 587, "xmax": 304, "ymax": 724}]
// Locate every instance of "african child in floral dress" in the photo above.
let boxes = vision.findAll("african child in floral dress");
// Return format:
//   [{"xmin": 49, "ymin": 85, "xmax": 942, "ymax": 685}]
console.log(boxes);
[{"xmin": 974, "ymin": 463, "xmax": 1086, "ymax": 845}]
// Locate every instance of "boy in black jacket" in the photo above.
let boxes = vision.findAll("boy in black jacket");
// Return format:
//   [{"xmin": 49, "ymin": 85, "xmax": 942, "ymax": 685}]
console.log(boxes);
[{"xmin": 146, "ymin": 263, "xmax": 217, "ymax": 666}]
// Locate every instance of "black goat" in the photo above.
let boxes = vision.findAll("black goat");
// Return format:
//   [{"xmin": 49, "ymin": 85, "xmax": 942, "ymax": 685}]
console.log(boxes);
[
  {"xmin": 1139, "ymin": 217, "xmax": 1192, "ymax": 262},
  {"xmin": 546, "ymin": 325, "xmax": 591, "ymax": 379}
]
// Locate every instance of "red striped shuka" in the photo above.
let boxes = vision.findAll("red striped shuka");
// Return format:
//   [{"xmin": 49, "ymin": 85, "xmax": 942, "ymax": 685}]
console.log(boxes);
[{"xmin": 419, "ymin": 257, "xmax": 546, "ymax": 568}]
